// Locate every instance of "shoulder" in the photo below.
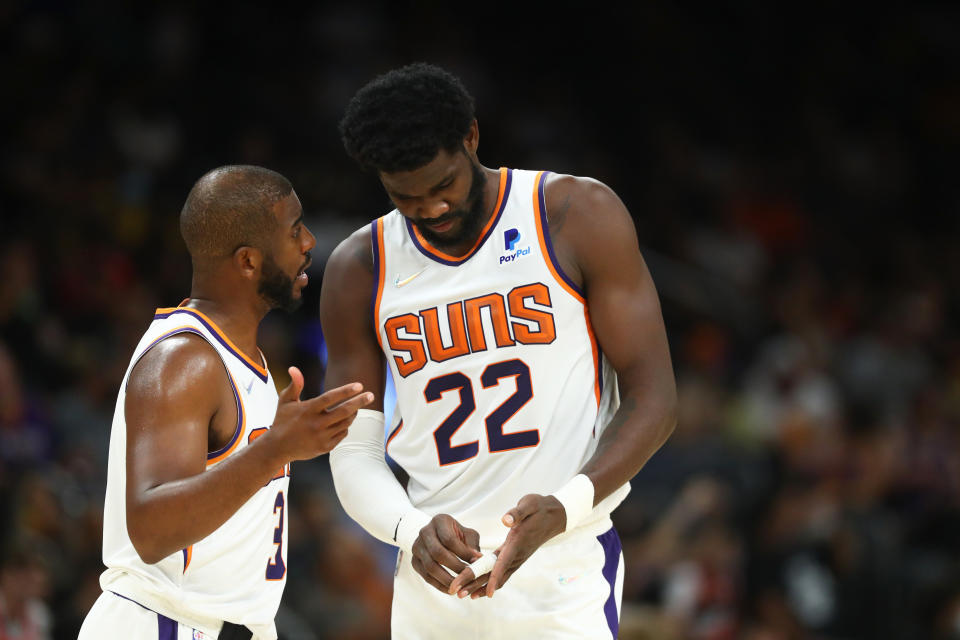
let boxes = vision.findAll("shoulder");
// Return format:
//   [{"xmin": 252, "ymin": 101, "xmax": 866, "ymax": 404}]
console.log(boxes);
[
  {"xmin": 127, "ymin": 333, "xmax": 226, "ymax": 402},
  {"xmin": 542, "ymin": 173, "xmax": 637, "ymax": 250},
  {"xmin": 543, "ymin": 173, "xmax": 619, "ymax": 206},
  {"xmin": 320, "ymin": 223, "xmax": 377, "ymax": 317},
  {"xmin": 326, "ymin": 224, "xmax": 375, "ymax": 277}
]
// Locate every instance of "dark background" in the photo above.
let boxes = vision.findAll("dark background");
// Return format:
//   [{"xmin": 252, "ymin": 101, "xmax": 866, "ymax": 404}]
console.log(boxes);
[{"xmin": 1, "ymin": 2, "xmax": 959, "ymax": 638}]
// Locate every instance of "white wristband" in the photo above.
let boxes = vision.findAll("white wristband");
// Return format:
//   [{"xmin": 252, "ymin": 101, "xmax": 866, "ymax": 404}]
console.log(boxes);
[
  {"xmin": 551, "ymin": 474, "xmax": 595, "ymax": 532},
  {"xmin": 394, "ymin": 509, "xmax": 432, "ymax": 554}
]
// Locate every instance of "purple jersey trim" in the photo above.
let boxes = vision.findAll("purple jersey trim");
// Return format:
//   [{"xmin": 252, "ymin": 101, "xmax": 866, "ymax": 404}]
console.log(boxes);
[
  {"xmin": 404, "ymin": 169, "xmax": 513, "ymax": 266},
  {"xmin": 153, "ymin": 308, "xmax": 268, "ymax": 383},
  {"xmin": 205, "ymin": 364, "xmax": 244, "ymax": 461},
  {"xmin": 536, "ymin": 171, "xmax": 584, "ymax": 298},
  {"xmin": 598, "ymin": 351, "xmax": 604, "ymax": 399},
  {"xmin": 128, "ymin": 326, "xmax": 245, "ymax": 463},
  {"xmin": 385, "ymin": 419, "xmax": 403, "ymax": 454},
  {"xmin": 125, "ymin": 327, "xmax": 205, "ymax": 394},
  {"xmin": 370, "ymin": 219, "xmax": 381, "ymax": 329},
  {"xmin": 598, "ymin": 527, "xmax": 622, "ymax": 638}
]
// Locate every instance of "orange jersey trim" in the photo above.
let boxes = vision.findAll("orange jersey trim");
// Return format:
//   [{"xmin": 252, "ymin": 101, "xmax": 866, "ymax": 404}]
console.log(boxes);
[
  {"xmin": 531, "ymin": 171, "xmax": 601, "ymax": 408},
  {"xmin": 386, "ymin": 419, "xmax": 404, "ymax": 454},
  {"xmin": 409, "ymin": 167, "xmax": 510, "ymax": 263},
  {"xmin": 372, "ymin": 217, "xmax": 387, "ymax": 350},
  {"xmin": 531, "ymin": 171, "xmax": 585, "ymax": 304},
  {"xmin": 154, "ymin": 306, "xmax": 268, "ymax": 379},
  {"xmin": 206, "ymin": 367, "xmax": 246, "ymax": 465},
  {"xmin": 583, "ymin": 308, "xmax": 602, "ymax": 409}
]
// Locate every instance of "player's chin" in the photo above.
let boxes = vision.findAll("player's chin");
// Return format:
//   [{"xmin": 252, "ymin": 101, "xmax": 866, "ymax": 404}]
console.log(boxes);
[
  {"xmin": 281, "ymin": 295, "xmax": 304, "ymax": 313},
  {"xmin": 423, "ymin": 219, "xmax": 465, "ymax": 246}
]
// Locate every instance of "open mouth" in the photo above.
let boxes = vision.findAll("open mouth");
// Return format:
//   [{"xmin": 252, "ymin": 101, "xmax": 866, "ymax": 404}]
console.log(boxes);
[{"xmin": 296, "ymin": 259, "xmax": 311, "ymax": 284}]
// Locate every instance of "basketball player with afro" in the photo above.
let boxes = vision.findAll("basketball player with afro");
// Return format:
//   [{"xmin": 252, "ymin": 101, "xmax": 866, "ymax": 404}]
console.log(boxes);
[{"xmin": 322, "ymin": 64, "xmax": 677, "ymax": 638}]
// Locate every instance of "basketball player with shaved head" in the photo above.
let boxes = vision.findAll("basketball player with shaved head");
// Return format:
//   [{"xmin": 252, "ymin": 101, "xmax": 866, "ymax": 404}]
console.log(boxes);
[
  {"xmin": 322, "ymin": 64, "xmax": 678, "ymax": 638},
  {"xmin": 79, "ymin": 165, "xmax": 373, "ymax": 640}
]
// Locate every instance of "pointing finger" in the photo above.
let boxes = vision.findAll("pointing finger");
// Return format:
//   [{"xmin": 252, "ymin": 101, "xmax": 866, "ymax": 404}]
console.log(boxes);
[
  {"xmin": 321, "ymin": 392, "xmax": 374, "ymax": 423},
  {"xmin": 304, "ymin": 383, "xmax": 365, "ymax": 412}
]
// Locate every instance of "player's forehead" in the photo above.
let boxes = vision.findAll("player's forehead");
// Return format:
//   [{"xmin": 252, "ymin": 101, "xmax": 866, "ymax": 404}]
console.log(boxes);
[
  {"xmin": 379, "ymin": 149, "xmax": 465, "ymax": 197},
  {"xmin": 271, "ymin": 191, "xmax": 303, "ymax": 226}
]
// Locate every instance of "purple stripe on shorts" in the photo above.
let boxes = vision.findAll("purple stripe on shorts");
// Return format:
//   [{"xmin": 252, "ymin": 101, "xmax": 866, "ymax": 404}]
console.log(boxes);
[
  {"xmin": 157, "ymin": 613, "xmax": 177, "ymax": 640},
  {"xmin": 598, "ymin": 527, "xmax": 622, "ymax": 638},
  {"xmin": 108, "ymin": 592, "xmax": 179, "ymax": 640}
]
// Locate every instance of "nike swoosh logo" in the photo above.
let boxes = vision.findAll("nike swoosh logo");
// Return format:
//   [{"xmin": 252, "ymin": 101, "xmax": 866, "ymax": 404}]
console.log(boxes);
[
  {"xmin": 394, "ymin": 267, "xmax": 427, "ymax": 287},
  {"xmin": 245, "ymin": 379, "xmax": 254, "ymax": 395}
]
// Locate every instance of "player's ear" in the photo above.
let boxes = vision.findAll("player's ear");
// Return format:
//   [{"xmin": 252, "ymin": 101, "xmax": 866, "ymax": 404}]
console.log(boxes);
[
  {"xmin": 463, "ymin": 119, "xmax": 479, "ymax": 154},
  {"xmin": 233, "ymin": 245, "xmax": 262, "ymax": 280}
]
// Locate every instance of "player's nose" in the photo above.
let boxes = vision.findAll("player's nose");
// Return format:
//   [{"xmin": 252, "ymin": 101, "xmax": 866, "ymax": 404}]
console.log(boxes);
[
  {"xmin": 420, "ymin": 198, "xmax": 450, "ymax": 219},
  {"xmin": 302, "ymin": 225, "xmax": 317, "ymax": 252}
]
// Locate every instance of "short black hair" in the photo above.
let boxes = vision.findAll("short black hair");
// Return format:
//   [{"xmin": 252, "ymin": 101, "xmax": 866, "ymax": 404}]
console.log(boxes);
[
  {"xmin": 179, "ymin": 165, "xmax": 292, "ymax": 264},
  {"xmin": 339, "ymin": 63, "xmax": 476, "ymax": 173}
]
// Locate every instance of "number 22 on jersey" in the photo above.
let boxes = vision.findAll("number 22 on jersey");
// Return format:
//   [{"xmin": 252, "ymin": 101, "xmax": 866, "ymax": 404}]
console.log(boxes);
[{"xmin": 427, "ymin": 358, "xmax": 539, "ymax": 466}]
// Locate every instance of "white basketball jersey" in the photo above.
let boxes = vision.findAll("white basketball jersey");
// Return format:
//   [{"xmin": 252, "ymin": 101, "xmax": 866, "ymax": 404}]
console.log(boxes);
[
  {"xmin": 373, "ymin": 168, "xmax": 630, "ymax": 548},
  {"xmin": 99, "ymin": 305, "xmax": 288, "ymax": 640}
]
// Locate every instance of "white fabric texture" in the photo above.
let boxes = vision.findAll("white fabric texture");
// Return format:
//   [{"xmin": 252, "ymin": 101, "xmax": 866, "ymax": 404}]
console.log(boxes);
[{"xmin": 330, "ymin": 409, "xmax": 430, "ymax": 553}]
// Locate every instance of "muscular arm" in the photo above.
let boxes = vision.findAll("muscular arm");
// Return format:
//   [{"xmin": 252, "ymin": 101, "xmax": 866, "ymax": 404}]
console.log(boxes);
[
  {"xmin": 321, "ymin": 229, "xmax": 423, "ymax": 547},
  {"xmin": 452, "ymin": 175, "xmax": 678, "ymax": 599},
  {"xmin": 319, "ymin": 228, "xmax": 385, "ymax": 407},
  {"xmin": 125, "ymin": 336, "xmax": 288, "ymax": 563},
  {"xmin": 546, "ymin": 174, "xmax": 677, "ymax": 504},
  {"xmin": 126, "ymin": 334, "xmax": 371, "ymax": 564}
]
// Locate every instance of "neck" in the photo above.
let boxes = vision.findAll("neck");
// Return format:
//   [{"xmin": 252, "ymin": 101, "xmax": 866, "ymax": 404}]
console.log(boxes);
[{"xmin": 185, "ymin": 277, "xmax": 268, "ymax": 363}]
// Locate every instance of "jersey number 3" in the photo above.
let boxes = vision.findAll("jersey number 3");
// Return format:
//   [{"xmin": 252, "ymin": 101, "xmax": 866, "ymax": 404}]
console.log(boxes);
[
  {"xmin": 426, "ymin": 359, "xmax": 539, "ymax": 466},
  {"xmin": 265, "ymin": 490, "xmax": 285, "ymax": 580}
]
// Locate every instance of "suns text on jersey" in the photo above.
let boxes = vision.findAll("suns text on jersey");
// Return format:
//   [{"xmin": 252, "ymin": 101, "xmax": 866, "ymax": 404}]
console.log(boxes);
[{"xmin": 383, "ymin": 282, "xmax": 557, "ymax": 377}]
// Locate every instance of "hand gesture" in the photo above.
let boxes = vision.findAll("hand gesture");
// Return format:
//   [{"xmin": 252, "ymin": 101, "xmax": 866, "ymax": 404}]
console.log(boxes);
[
  {"xmin": 410, "ymin": 514, "xmax": 481, "ymax": 594},
  {"xmin": 269, "ymin": 366, "xmax": 374, "ymax": 461},
  {"xmin": 448, "ymin": 493, "xmax": 565, "ymax": 599}
]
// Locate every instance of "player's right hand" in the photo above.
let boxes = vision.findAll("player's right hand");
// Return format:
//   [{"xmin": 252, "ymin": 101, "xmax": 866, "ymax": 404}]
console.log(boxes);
[
  {"xmin": 269, "ymin": 366, "xmax": 374, "ymax": 461},
  {"xmin": 411, "ymin": 514, "xmax": 481, "ymax": 594}
]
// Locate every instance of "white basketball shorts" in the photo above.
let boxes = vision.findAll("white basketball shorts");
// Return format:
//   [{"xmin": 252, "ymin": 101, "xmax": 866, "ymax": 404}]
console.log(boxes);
[
  {"xmin": 391, "ymin": 523, "xmax": 624, "ymax": 639},
  {"xmin": 78, "ymin": 591, "xmax": 216, "ymax": 640}
]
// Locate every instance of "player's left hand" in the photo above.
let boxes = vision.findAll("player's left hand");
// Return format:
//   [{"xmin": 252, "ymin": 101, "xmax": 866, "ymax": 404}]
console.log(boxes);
[{"xmin": 448, "ymin": 493, "xmax": 566, "ymax": 599}]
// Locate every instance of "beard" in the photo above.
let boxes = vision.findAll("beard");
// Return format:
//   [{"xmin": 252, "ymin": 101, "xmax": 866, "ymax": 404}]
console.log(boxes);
[
  {"xmin": 258, "ymin": 253, "xmax": 303, "ymax": 312},
  {"xmin": 413, "ymin": 161, "xmax": 488, "ymax": 250}
]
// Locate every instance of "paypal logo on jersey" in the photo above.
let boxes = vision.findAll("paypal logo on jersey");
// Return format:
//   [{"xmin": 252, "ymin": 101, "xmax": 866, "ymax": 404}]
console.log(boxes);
[
  {"xmin": 500, "ymin": 228, "xmax": 531, "ymax": 264},
  {"xmin": 505, "ymin": 228, "xmax": 520, "ymax": 251}
]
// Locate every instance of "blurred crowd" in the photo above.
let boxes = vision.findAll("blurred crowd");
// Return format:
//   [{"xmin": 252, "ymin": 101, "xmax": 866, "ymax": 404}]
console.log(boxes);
[{"xmin": 1, "ymin": 3, "xmax": 958, "ymax": 639}]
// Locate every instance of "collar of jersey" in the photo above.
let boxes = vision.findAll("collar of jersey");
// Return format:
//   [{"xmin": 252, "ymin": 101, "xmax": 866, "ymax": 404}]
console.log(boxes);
[
  {"xmin": 153, "ymin": 303, "xmax": 269, "ymax": 383},
  {"xmin": 404, "ymin": 167, "xmax": 512, "ymax": 266}
]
